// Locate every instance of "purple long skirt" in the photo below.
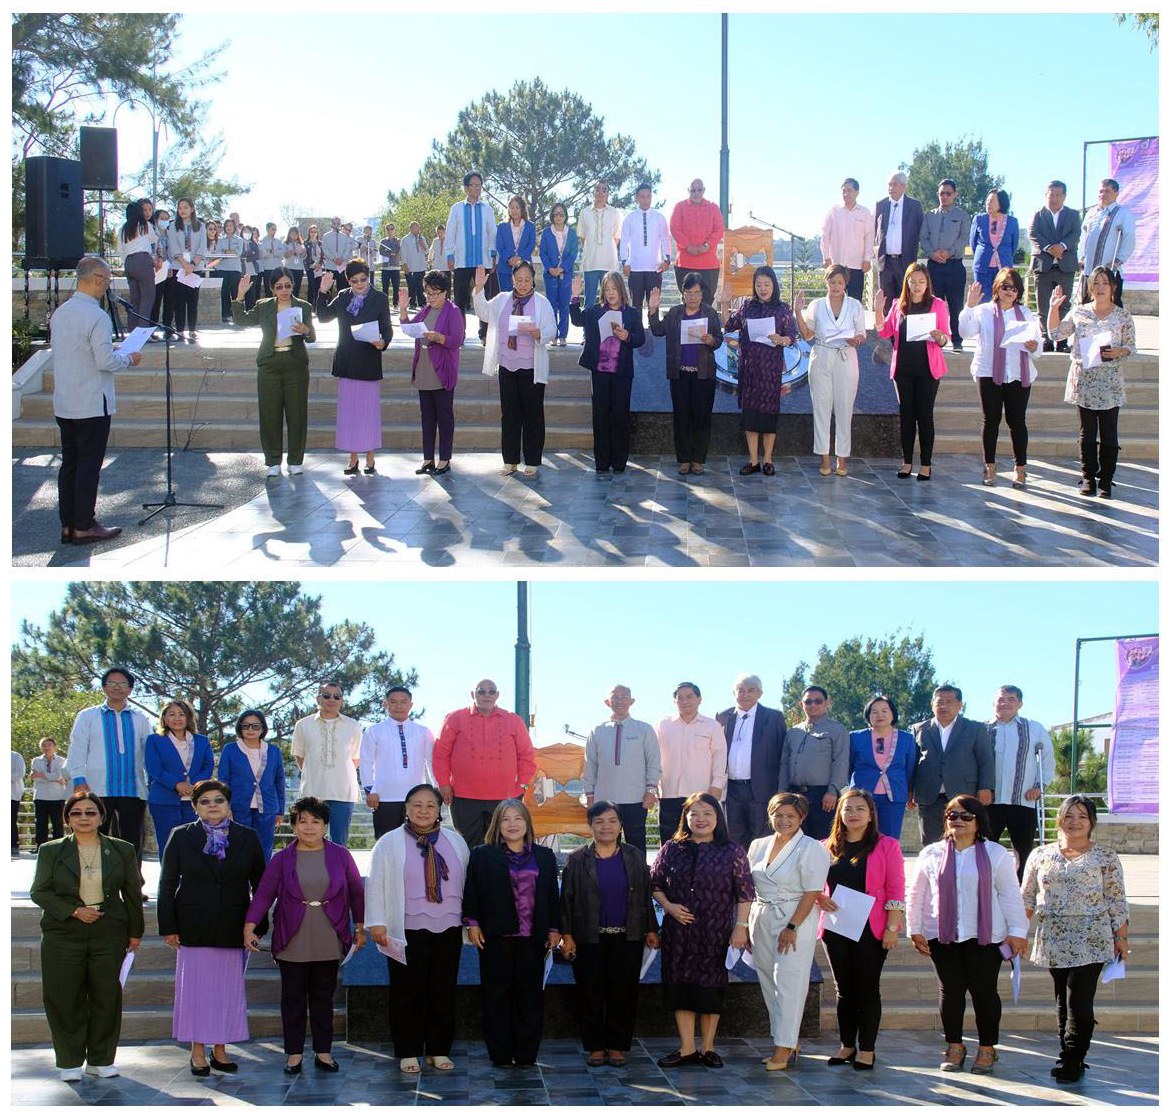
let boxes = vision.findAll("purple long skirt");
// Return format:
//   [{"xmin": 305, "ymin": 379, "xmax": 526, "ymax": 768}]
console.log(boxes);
[
  {"xmin": 335, "ymin": 377, "xmax": 382, "ymax": 452},
  {"xmin": 172, "ymin": 946, "xmax": 250, "ymax": 1044}
]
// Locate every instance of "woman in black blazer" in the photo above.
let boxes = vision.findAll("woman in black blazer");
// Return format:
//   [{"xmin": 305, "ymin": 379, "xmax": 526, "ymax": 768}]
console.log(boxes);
[
  {"xmin": 316, "ymin": 260, "xmax": 393, "ymax": 475},
  {"xmin": 157, "ymin": 779, "xmax": 267, "ymax": 1076},
  {"xmin": 570, "ymin": 270, "xmax": 646, "ymax": 473},
  {"xmin": 462, "ymin": 800, "xmax": 561, "ymax": 1067},
  {"xmin": 560, "ymin": 801, "xmax": 660, "ymax": 1066}
]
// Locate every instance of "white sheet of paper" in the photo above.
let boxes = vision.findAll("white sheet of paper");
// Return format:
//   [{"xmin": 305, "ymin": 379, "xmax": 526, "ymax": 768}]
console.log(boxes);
[
  {"xmin": 276, "ymin": 307, "xmax": 302, "ymax": 341},
  {"xmin": 153, "ymin": 264, "xmax": 169, "ymax": 286},
  {"xmin": 1010, "ymin": 955, "xmax": 1022, "ymax": 1003},
  {"xmin": 640, "ymin": 944, "xmax": 658, "ymax": 980},
  {"xmin": 376, "ymin": 937, "xmax": 408, "ymax": 965},
  {"xmin": 350, "ymin": 319, "xmax": 382, "ymax": 343},
  {"xmin": 117, "ymin": 327, "xmax": 156, "ymax": 356},
  {"xmin": 1079, "ymin": 330, "xmax": 1115, "ymax": 369},
  {"xmin": 400, "ymin": 321, "xmax": 429, "ymax": 340},
  {"xmin": 680, "ymin": 320, "xmax": 707, "ymax": 345},
  {"xmin": 905, "ymin": 313, "xmax": 935, "ymax": 342},
  {"xmin": 824, "ymin": 328, "xmax": 857, "ymax": 346},
  {"xmin": 508, "ymin": 314, "xmax": 534, "ymax": 336},
  {"xmin": 599, "ymin": 310, "xmax": 623, "ymax": 336},
  {"xmin": 1101, "ymin": 956, "xmax": 1127, "ymax": 984},
  {"xmin": 542, "ymin": 949, "xmax": 554, "ymax": 988},
  {"xmin": 999, "ymin": 319, "xmax": 1040, "ymax": 347},
  {"xmin": 176, "ymin": 270, "xmax": 204, "ymax": 290},
  {"xmin": 119, "ymin": 950, "xmax": 136, "ymax": 987},
  {"xmin": 818, "ymin": 884, "xmax": 874, "ymax": 941},
  {"xmin": 747, "ymin": 316, "xmax": 776, "ymax": 346},
  {"xmin": 724, "ymin": 945, "xmax": 745, "ymax": 971}
]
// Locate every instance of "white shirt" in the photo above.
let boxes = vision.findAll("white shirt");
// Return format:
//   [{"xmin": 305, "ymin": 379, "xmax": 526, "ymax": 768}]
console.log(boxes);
[
  {"xmin": 577, "ymin": 204, "xmax": 622, "ymax": 271},
  {"xmin": 727, "ymin": 704, "xmax": 758, "ymax": 780},
  {"xmin": 50, "ymin": 291, "xmax": 136, "ymax": 420},
  {"xmin": 804, "ymin": 295, "xmax": 866, "ymax": 350},
  {"xmin": 121, "ymin": 227, "xmax": 157, "ymax": 258},
  {"xmin": 936, "ymin": 715, "xmax": 958, "ymax": 795},
  {"xmin": 359, "ymin": 717, "xmax": 435, "ymax": 801},
  {"xmin": 290, "ymin": 712, "xmax": 362, "ymax": 802},
  {"xmin": 906, "ymin": 840, "xmax": 1028, "ymax": 943},
  {"xmin": 959, "ymin": 304, "xmax": 1040, "ymax": 383},
  {"xmin": 31, "ymin": 754, "xmax": 71, "ymax": 801},
  {"xmin": 67, "ymin": 702, "xmax": 151, "ymax": 799},
  {"xmin": 12, "ymin": 752, "xmax": 26, "ymax": 802},
  {"xmin": 884, "ymin": 197, "xmax": 905, "ymax": 255},
  {"xmin": 619, "ymin": 207, "xmax": 672, "ymax": 272},
  {"xmin": 990, "ymin": 717, "xmax": 1054, "ymax": 806}
]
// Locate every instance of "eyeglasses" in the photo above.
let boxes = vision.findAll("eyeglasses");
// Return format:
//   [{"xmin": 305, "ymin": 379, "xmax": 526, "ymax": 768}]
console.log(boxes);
[
  {"xmin": 998, "ymin": 283, "xmax": 1017, "ymax": 292},
  {"xmin": 104, "ymin": 681, "xmax": 130, "ymax": 689},
  {"xmin": 318, "ymin": 692, "xmax": 343, "ymax": 700},
  {"xmin": 802, "ymin": 697, "xmax": 825, "ymax": 705},
  {"xmin": 272, "ymin": 283, "xmax": 293, "ymax": 291},
  {"xmin": 946, "ymin": 811, "xmax": 976, "ymax": 822},
  {"xmin": 69, "ymin": 810, "xmax": 101, "ymax": 818},
  {"xmin": 240, "ymin": 722, "xmax": 263, "ymax": 731},
  {"xmin": 196, "ymin": 796, "xmax": 228, "ymax": 806},
  {"xmin": 875, "ymin": 739, "xmax": 886, "ymax": 754},
  {"xmin": 475, "ymin": 688, "xmax": 498, "ymax": 696}
]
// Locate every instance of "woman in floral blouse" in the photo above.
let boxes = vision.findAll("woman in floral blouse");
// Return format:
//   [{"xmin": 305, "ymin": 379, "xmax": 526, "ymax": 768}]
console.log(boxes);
[
  {"xmin": 1047, "ymin": 266, "xmax": 1136, "ymax": 498},
  {"xmin": 1021, "ymin": 794, "xmax": 1129, "ymax": 1085}
]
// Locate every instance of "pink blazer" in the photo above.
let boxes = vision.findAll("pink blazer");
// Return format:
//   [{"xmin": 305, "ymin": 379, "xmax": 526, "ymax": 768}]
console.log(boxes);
[
  {"xmin": 878, "ymin": 297, "xmax": 950, "ymax": 380},
  {"xmin": 818, "ymin": 834, "xmax": 905, "ymax": 941}
]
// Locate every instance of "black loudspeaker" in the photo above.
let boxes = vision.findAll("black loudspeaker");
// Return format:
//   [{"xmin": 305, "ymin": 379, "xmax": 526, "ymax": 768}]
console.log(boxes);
[
  {"xmin": 23, "ymin": 156, "xmax": 85, "ymax": 269},
  {"xmin": 80, "ymin": 126, "xmax": 118, "ymax": 190}
]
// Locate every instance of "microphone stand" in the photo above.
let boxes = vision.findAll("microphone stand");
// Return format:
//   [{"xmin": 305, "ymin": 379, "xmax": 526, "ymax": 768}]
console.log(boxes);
[
  {"xmin": 748, "ymin": 211, "xmax": 806, "ymax": 304},
  {"xmin": 117, "ymin": 297, "xmax": 224, "ymax": 525}
]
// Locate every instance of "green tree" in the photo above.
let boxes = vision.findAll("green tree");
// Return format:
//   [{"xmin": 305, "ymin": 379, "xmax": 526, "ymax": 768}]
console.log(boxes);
[
  {"xmin": 12, "ymin": 582, "xmax": 415, "ymax": 739},
  {"xmin": 415, "ymin": 78, "xmax": 660, "ymax": 227},
  {"xmin": 11, "ymin": 689, "xmax": 104, "ymax": 764},
  {"xmin": 1114, "ymin": 12, "xmax": 1158, "ymax": 49},
  {"xmin": 377, "ymin": 185, "xmax": 466, "ymax": 247},
  {"xmin": 128, "ymin": 135, "xmax": 251, "ymax": 221},
  {"xmin": 782, "ymin": 632, "xmax": 941, "ymax": 728},
  {"xmin": 900, "ymin": 136, "xmax": 1004, "ymax": 217},
  {"xmin": 1048, "ymin": 725, "xmax": 1108, "ymax": 796}
]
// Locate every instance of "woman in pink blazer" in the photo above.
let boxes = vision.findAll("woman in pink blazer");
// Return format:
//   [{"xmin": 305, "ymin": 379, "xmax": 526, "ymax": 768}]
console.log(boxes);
[
  {"xmin": 873, "ymin": 262, "xmax": 951, "ymax": 480},
  {"xmin": 816, "ymin": 789, "xmax": 906, "ymax": 1071}
]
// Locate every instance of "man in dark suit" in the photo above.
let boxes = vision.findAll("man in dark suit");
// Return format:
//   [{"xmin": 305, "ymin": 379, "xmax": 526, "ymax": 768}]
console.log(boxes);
[
  {"xmin": 1028, "ymin": 180, "xmax": 1081, "ymax": 352},
  {"xmin": 874, "ymin": 171, "xmax": 925, "ymax": 312},
  {"xmin": 908, "ymin": 684, "xmax": 995, "ymax": 846},
  {"xmin": 715, "ymin": 673, "xmax": 788, "ymax": 847}
]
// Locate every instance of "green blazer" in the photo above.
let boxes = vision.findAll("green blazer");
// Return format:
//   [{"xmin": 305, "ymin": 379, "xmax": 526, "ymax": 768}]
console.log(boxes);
[
  {"xmin": 30, "ymin": 834, "xmax": 145, "ymax": 938},
  {"xmin": 231, "ymin": 296, "xmax": 316, "ymax": 364}
]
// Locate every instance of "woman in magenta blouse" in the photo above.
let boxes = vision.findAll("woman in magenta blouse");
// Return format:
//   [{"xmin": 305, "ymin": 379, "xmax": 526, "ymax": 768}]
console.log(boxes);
[{"xmin": 874, "ymin": 262, "xmax": 951, "ymax": 480}]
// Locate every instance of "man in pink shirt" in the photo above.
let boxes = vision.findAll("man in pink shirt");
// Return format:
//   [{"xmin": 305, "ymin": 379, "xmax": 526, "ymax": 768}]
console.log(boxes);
[
  {"xmin": 434, "ymin": 678, "xmax": 537, "ymax": 847},
  {"xmin": 655, "ymin": 681, "xmax": 727, "ymax": 844},
  {"xmin": 670, "ymin": 179, "xmax": 726, "ymax": 307},
  {"xmin": 820, "ymin": 177, "xmax": 874, "ymax": 303}
]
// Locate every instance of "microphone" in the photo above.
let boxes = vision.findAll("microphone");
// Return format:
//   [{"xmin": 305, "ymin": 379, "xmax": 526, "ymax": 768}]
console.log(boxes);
[{"xmin": 115, "ymin": 296, "xmax": 138, "ymax": 311}]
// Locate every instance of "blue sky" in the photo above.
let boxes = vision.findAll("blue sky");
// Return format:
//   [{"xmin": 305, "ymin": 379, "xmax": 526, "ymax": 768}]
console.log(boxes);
[
  {"xmin": 9, "ymin": 579, "xmax": 1157, "ymax": 741},
  {"xmin": 98, "ymin": 11, "xmax": 1158, "ymax": 235}
]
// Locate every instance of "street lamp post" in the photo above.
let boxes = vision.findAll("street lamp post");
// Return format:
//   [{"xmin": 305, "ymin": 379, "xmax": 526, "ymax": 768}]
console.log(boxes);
[{"xmin": 719, "ymin": 14, "xmax": 730, "ymax": 225}]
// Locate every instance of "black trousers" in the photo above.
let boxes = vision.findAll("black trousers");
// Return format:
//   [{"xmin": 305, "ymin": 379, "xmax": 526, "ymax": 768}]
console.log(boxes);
[
  {"xmin": 419, "ymin": 388, "xmax": 455, "ymax": 462},
  {"xmin": 406, "ymin": 271, "xmax": 426, "ymax": 308},
  {"xmin": 478, "ymin": 935, "xmax": 547, "ymax": 1064},
  {"xmin": 977, "ymin": 378, "xmax": 1031, "ymax": 465},
  {"xmin": 219, "ymin": 270, "xmax": 241, "ymax": 320},
  {"xmin": 614, "ymin": 802, "xmax": 648, "ymax": 852},
  {"xmin": 450, "ymin": 797, "xmax": 500, "ymax": 849},
  {"xmin": 822, "ymin": 929, "xmax": 888, "ymax": 1052},
  {"xmin": 98, "ymin": 796, "xmax": 146, "ymax": 866},
  {"xmin": 627, "ymin": 270, "xmax": 662, "ymax": 309},
  {"xmin": 844, "ymin": 268, "xmax": 865, "ymax": 303},
  {"xmin": 927, "ymin": 258, "xmax": 966, "ymax": 345},
  {"xmin": 724, "ymin": 780, "xmax": 770, "ymax": 849},
  {"xmin": 917, "ymin": 796, "xmax": 949, "ymax": 847},
  {"xmin": 669, "ymin": 374, "xmax": 716, "ymax": 463},
  {"xmin": 166, "ymin": 279, "xmax": 200, "ymax": 333},
  {"xmin": 452, "ymin": 267, "xmax": 475, "ymax": 315},
  {"xmin": 590, "ymin": 371, "xmax": 633, "ymax": 471},
  {"xmin": 572, "ymin": 935, "xmax": 644, "ymax": 1051},
  {"xmin": 1078, "ymin": 406, "xmax": 1119, "ymax": 490},
  {"xmin": 658, "ymin": 797, "xmax": 686, "ymax": 845},
  {"xmin": 35, "ymin": 799, "xmax": 65, "ymax": 845},
  {"xmin": 1050, "ymin": 962, "xmax": 1102, "ymax": 1060},
  {"xmin": 879, "ymin": 257, "xmax": 910, "ymax": 314},
  {"xmin": 1034, "ymin": 267, "xmax": 1072, "ymax": 338},
  {"xmin": 388, "ymin": 927, "xmax": 463, "ymax": 1057},
  {"xmin": 928, "ymin": 938, "xmax": 1004, "ymax": 1045},
  {"xmin": 988, "ymin": 803, "xmax": 1038, "ymax": 883},
  {"xmin": 12, "ymin": 799, "xmax": 21, "ymax": 852},
  {"xmin": 498, "ymin": 368, "xmax": 546, "ymax": 466},
  {"xmin": 372, "ymin": 802, "xmax": 406, "ymax": 841},
  {"xmin": 790, "ymin": 786, "xmax": 835, "ymax": 841},
  {"xmin": 674, "ymin": 266, "xmax": 719, "ymax": 307},
  {"xmin": 306, "ymin": 271, "xmax": 322, "ymax": 307},
  {"xmin": 380, "ymin": 268, "xmax": 401, "ymax": 301},
  {"xmin": 894, "ymin": 371, "xmax": 940, "ymax": 466},
  {"xmin": 276, "ymin": 957, "xmax": 338, "ymax": 1054},
  {"xmin": 56, "ymin": 414, "xmax": 111, "ymax": 530}
]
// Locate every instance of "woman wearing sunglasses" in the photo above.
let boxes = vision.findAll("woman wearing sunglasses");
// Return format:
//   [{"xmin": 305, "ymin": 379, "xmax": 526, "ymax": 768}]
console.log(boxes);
[
  {"xmin": 157, "ymin": 779, "xmax": 267, "ymax": 1076},
  {"xmin": 907, "ymin": 795, "xmax": 1027, "ymax": 1076},
  {"xmin": 217, "ymin": 710, "xmax": 287, "ymax": 862},
  {"xmin": 846, "ymin": 695, "xmax": 917, "ymax": 839}
]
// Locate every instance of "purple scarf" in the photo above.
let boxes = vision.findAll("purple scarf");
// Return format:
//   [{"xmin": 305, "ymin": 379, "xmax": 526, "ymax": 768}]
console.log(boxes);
[
  {"xmin": 936, "ymin": 837, "xmax": 992, "ymax": 944},
  {"xmin": 200, "ymin": 817, "xmax": 231, "ymax": 860},
  {"xmin": 345, "ymin": 288, "xmax": 368, "ymax": 318},
  {"xmin": 506, "ymin": 293, "xmax": 529, "ymax": 351},
  {"xmin": 991, "ymin": 302, "xmax": 1030, "ymax": 386}
]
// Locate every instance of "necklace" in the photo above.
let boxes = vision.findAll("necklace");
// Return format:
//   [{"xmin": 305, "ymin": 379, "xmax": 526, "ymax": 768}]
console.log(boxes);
[{"xmin": 78, "ymin": 843, "xmax": 101, "ymax": 874}]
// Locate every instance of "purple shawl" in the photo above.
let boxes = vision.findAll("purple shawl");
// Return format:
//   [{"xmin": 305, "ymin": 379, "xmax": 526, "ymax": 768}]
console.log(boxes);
[
  {"xmin": 937, "ymin": 837, "xmax": 992, "ymax": 944},
  {"xmin": 991, "ymin": 302, "xmax": 1030, "ymax": 387}
]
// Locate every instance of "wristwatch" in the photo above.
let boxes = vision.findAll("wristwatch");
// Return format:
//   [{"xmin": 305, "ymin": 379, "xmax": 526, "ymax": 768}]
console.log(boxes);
[{"xmin": 785, "ymin": 922, "xmax": 798, "ymax": 932}]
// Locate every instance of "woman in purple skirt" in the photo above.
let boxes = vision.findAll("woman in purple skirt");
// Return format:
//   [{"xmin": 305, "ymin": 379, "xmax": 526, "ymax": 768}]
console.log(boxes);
[
  {"xmin": 157, "ymin": 779, "xmax": 267, "ymax": 1076},
  {"xmin": 316, "ymin": 260, "xmax": 393, "ymax": 475}
]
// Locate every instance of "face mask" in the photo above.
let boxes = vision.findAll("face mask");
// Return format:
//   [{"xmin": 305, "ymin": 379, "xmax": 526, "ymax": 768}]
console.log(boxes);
[{"xmin": 157, "ymin": 219, "xmax": 171, "ymax": 230}]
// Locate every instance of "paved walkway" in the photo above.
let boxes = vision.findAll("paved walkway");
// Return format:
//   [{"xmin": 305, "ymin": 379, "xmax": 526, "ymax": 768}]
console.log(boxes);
[
  {"xmin": 12, "ymin": 450, "xmax": 1159, "ymax": 569},
  {"xmin": 8, "ymin": 1032, "xmax": 1159, "ymax": 1106}
]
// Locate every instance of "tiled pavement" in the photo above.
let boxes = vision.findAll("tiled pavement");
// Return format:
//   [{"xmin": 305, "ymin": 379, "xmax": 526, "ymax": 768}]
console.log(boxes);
[
  {"xmin": 12, "ymin": 450, "xmax": 1159, "ymax": 569},
  {"xmin": 8, "ymin": 1032, "xmax": 1159, "ymax": 1106}
]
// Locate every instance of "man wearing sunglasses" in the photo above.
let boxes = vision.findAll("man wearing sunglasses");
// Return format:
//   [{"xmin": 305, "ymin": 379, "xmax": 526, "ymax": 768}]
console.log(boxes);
[
  {"xmin": 781, "ymin": 686, "xmax": 850, "ymax": 840},
  {"xmin": 290, "ymin": 682, "xmax": 362, "ymax": 846},
  {"xmin": 434, "ymin": 680, "xmax": 536, "ymax": 848},
  {"xmin": 909, "ymin": 685, "xmax": 994, "ymax": 846}
]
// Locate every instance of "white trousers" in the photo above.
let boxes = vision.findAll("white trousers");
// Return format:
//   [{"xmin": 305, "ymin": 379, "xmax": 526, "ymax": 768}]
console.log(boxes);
[
  {"xmin": 748, "ymin": 897, "xmax": 820, "ymax": 1049},
  {"xmin": 809, "ymin": 345, "xmax": 859, "ymax": 457}
]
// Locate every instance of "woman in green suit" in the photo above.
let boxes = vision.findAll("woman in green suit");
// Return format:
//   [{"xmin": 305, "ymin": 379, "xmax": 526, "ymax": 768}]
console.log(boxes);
[
  {"xmin": 232, "ymin": 266, "xmax": 316, "ymax": 478},
  {"xmin": 31, "ymin": 790, "xmax": 144, "ymax": 1083}
]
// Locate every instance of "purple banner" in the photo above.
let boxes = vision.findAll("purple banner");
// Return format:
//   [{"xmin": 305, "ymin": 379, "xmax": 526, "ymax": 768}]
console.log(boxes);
[
  {"xmin": 1110, "ymin": 138, "xmax": 1159, "ymax": 288},
  {"xmin": 1108, "ymin": 637, "xmax": 1159, "ymax": 814}
]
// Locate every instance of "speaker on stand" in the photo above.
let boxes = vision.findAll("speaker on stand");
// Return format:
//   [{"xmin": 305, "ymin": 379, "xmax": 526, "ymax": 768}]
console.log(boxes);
[{"xmin": 80, "ymin": 126, "xmax": 123, "ymax": 335}]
